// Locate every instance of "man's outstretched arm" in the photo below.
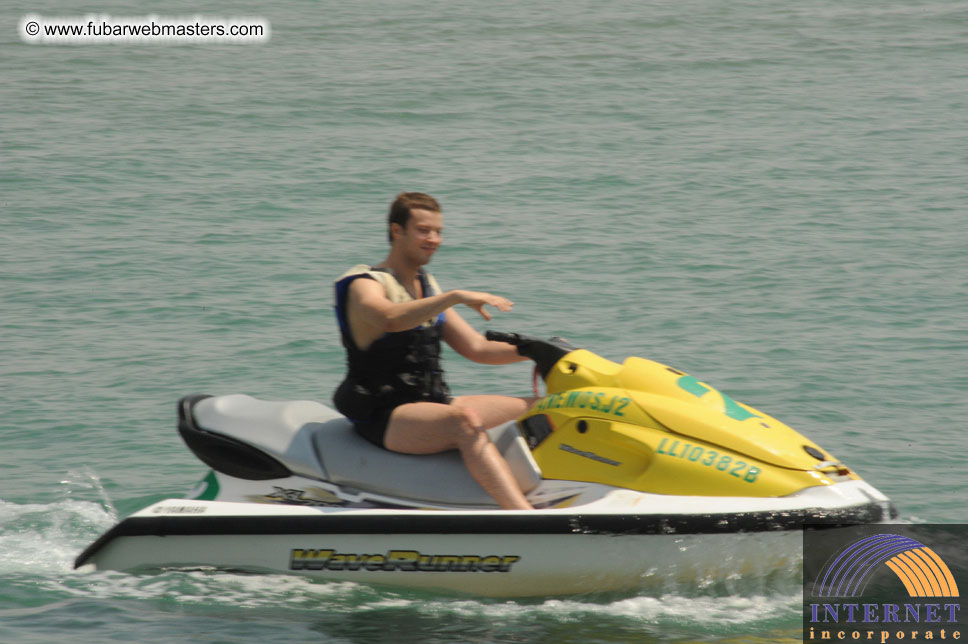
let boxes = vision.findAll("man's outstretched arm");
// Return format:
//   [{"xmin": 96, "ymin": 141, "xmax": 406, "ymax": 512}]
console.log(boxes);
[{"xmin": 442, "ymin": 308, "xmax": 527, "ymax": 365}]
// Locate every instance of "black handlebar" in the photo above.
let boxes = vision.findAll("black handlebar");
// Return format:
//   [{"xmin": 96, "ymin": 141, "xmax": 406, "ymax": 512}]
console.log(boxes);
[
  {"xmin": 485, "ymin": 330, "xmax": 578, "ymax": 379},
  {"xmin": 484, "ymin": 330, "xmax": 521, "ymax": 345}
]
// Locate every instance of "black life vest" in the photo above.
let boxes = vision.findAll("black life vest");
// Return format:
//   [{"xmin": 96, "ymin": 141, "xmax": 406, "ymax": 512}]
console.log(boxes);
[{"xmin": 332, "ymin": 266, "xmax": 451, "ymax": 420}]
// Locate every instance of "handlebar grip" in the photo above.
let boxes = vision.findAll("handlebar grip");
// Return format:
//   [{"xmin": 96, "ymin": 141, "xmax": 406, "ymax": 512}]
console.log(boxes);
[{"xmin": 485, "ymin": 330, "xmax": 520, "ymax": 345}]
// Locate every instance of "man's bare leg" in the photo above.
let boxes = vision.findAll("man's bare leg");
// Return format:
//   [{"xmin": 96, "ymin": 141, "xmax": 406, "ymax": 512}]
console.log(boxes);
[{"xmin": 383, "ymin": 395, "xmax": 537, "ymax": 510}]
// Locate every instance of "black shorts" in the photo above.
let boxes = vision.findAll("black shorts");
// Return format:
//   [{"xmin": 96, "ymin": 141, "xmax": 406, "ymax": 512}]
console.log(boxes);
[
  {"xmin": 349, "ymin": 407, "xmax": 394, "ymax": 447},
  {"xmin": 334, "ymin": 379, "xmax": 452, "ymax": 448}
]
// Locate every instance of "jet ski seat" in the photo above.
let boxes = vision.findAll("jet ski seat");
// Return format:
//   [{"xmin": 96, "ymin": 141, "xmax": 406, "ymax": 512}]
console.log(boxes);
[
  {"xmin": 188, "ymin": 394, "xmax": 542, "ymax": 508},
  {"xmin": 312, "ymin": 418, "xmax": 544, "ymax": 508}
]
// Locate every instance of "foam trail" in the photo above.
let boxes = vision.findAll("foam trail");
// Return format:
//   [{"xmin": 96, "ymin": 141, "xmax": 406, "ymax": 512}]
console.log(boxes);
[
  {"xmin": 0, "ymin": 498, "xmax": 116, "ymax": 575},
  {"xmin": 0, "ymin": 468, "xmax": 117, "ymax": 576}
]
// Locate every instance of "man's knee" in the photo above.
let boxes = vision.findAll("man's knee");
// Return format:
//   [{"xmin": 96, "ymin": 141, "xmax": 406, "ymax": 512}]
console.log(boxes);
[{"xmin": 449, "ymin": 404, "xmax": 489, "ymax": 444}]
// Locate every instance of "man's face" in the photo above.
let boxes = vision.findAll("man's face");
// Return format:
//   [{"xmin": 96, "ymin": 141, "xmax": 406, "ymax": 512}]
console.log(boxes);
[{"xmin": 396, "ymin": 208, "xmax": 443, "ymax": 265}]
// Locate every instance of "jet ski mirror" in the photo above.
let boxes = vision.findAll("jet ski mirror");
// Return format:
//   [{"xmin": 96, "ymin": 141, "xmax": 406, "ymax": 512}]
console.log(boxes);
[{"xmin": 485, "ymin": 330, "xmax": 578, "ymax": 380}]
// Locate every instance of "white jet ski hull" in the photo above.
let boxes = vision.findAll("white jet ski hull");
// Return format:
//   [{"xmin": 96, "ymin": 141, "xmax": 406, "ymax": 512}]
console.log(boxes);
[
  {"xmin": 75, "ymin": 479, "xmax": 892, "ymax": 597},
  {"xmin": 77, "ymin": 500, "xmax": 804, "ymax": 597}
]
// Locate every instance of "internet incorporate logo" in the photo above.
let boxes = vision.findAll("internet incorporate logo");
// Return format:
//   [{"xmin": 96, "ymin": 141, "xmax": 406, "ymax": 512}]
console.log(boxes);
[
  {"xmin": 803, "ymin": 527, "xmax": 964, "ymax": 643},
  {"xmin": 814, "ymin": 534, "xmax": 960, "ymax": 599}
]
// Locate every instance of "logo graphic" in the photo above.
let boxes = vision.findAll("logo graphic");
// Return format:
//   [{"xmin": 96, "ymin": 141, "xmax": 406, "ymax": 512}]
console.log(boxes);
[
  {"xmin": 814, "ymin": 533, "xmax": 960, "ymax": 599},
  {"xmin": 289, "ymin": 548, "xmax": 521, "ymax": 573}
]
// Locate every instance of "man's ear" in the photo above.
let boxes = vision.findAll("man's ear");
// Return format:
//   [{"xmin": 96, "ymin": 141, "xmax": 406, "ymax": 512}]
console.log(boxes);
[{"xmin": 390, "ymin": 222, "xmax": 405, "ymax": 242}]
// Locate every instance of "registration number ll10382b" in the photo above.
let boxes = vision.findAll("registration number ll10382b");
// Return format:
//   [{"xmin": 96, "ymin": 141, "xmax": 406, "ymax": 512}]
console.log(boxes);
[{"xmin": 656, "ymin": 438, "xmax": 760, "ymax": 483}]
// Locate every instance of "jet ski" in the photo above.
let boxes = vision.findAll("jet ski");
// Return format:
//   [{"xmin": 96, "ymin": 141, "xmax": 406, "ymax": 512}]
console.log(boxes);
[{"xmin": 75, "ymin": 332, "xmax": 897, "ymax": 597}]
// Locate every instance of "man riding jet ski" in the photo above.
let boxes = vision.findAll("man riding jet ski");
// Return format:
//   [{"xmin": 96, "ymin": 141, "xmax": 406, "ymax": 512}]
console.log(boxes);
[{"xmin": 333, "ymin": 192, "xmax": 538, "ymax": 509}]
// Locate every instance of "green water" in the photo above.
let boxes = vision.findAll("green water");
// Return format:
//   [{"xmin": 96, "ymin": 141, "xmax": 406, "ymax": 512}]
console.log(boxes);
[{"xmin": 3, "ymin": 1, "xmax": 966, "ymax": 642}]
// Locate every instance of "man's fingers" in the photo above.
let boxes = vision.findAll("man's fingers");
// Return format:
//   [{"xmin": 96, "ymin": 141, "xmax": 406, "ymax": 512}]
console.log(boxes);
[
  {"xmin": 462, "ymin": 291, "xmax": 512, "ymax": 318},
  {"xmin": 494, "ymin": 297, "xmax": 513, "ymax": 312}
]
